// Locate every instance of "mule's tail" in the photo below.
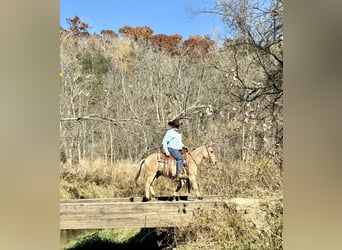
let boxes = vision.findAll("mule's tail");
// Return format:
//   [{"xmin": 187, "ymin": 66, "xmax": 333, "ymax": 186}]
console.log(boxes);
[{"xmin": 134, "ymin": 158, "xmax": 145, "ymax": 186}]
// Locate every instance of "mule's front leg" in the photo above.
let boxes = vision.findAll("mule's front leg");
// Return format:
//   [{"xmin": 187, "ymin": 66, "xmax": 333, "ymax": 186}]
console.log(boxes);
[
  {"xmin": 172, "ymin": 180, "xmax": 183, "ymax": 200},
  {"xmin": 150, "ymin": 185, "xmax": 157, "ymax": 201},
  {"xmin": 189, "ymin": 177, "xmax": 203, "ymax": 200}
]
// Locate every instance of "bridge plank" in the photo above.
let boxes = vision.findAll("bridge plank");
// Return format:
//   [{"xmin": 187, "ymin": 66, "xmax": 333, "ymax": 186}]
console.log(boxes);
[
  {"xmin": 60, "ymin": 196, "xmax": 223, "ymax": 229},
  {"xmin": 60, "ymin": 195, "xmax": 220, "ymax": 203}
]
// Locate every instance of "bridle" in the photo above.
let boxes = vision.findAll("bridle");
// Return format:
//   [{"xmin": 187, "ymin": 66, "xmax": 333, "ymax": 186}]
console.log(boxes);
[{"xmin": 205, "ymin": 145, "xmax": 215, "ymax": 165}]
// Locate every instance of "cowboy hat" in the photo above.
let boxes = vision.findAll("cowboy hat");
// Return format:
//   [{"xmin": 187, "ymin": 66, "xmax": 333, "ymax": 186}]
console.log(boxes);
[{"xmin": 168, "ymin": 118, "xmax": 181, "ymax": 127}]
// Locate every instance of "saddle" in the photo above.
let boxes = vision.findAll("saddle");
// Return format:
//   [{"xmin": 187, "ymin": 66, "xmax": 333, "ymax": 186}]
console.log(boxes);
[
  {"xmin": 157, "ymin": 148, "xmax": 189, "ymax": 177},
  {"xmin": 159, "ymin": 148, "xmax": 188, "ymax": 161}
]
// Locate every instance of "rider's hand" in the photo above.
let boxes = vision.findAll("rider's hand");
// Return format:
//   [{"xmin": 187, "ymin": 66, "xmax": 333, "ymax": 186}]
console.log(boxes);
[{"xmin": 165, "ymin": 151, "xmax": 170, "ymax": 156}]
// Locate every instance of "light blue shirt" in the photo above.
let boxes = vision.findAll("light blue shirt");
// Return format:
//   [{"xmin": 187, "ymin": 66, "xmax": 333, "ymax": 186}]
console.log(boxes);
[{"xmin": 162, "ymin": 129, "xmax": 184, "ymax": 152}]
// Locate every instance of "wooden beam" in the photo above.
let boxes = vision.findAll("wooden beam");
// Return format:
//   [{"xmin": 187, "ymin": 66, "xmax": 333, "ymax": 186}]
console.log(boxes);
[{"xmin": 60, "ymin": 196, "xmax": 223, "ymax": 229}]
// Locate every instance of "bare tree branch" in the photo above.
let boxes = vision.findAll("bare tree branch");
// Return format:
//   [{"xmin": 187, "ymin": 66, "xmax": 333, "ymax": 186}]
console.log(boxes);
[{"xmin": 60, "ymin": 114, "xmax": 142, "ymax": 128}]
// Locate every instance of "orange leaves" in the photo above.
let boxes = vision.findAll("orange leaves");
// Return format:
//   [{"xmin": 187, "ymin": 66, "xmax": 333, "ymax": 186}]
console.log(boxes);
[
  {"xmin": 117, "ymin": 25, "xmax": 215, "ymax": 58},
  {"xmin": 151, "ymin": 34, "xmax": 183, "ymax": 55},
  {"xmin": 63, "ymin": 17, "xmax": 216, "ymax": 58},
  {"xmin": 118, "ymin": 25, "xmax": 154, "ymax": 41},
  {"xmin": 183, "ymin": 35, "xmax": 215, "ymax": 58}
]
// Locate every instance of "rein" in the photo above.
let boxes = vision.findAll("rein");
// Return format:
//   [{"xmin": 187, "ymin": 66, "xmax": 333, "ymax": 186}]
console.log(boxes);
[{"xmin": 188, "ymin": 151, "xmax": 200, "ymax": 169}]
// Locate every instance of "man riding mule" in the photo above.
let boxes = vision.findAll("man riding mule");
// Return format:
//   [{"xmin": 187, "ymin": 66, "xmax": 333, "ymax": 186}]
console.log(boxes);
[
  {"xmin": 161, "ymin": 118, "xmax": 188, "ymax": 181},
  {"xmin": 135, "ymin": 120, "xmax": 217, "ymax": 200}
]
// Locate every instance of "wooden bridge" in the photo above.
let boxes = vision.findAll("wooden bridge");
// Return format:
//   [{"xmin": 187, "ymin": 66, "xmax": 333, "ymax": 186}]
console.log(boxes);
[{"xmin": 60, "ymin": 195, "xmax": 225, "ymax": 229}]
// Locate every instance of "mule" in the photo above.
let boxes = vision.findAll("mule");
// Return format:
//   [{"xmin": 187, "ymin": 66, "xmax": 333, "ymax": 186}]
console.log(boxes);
[{"xmin": 134, "ymin": 143, "xmax": 217, "ymax": 201}]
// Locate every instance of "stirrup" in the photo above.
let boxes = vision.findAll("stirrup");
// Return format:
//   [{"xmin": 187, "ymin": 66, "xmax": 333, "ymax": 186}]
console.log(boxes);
[{"xmin": 176, "ymin": 173, "xmax": 188, "ymax": 179}]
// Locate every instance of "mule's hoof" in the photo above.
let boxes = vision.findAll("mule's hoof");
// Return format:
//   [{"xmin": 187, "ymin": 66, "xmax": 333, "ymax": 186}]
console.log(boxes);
[{"xmin": 142, "ymin": 197, "xmax": 149, "ymax": 202}]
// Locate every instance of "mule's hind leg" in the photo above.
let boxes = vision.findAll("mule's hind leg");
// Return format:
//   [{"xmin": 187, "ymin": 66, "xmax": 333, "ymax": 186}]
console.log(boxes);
[
  {"xmin": 145, "ymin": 174, "xmax": 159, "ymax": 201},
  {"xmin": 144, "ymin": 175, "xmax": 155, "ymax": 201},
  {"xmin": 149, "ymin": 175, "xmax": 160, "ymax": 200}
]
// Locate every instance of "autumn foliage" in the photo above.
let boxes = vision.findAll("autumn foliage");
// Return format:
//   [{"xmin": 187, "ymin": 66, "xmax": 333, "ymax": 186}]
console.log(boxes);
[
  {"xmin": 118, "ymin": 25, "xmax": 154, "ymax": 41},
  {"xmin": 63, "ymin": 17, "xmax": 215, "ymax": 59},
  {"xmin": 151, "ymin": 34, "xmax": 182, "ymax": 54},
  {"xmin": 183, "ymin": 35, "xmax": 215, "ymax": 58},
  {"xmin": 66, "ymin": 16, "xmax": 90, "ymax": 37}
]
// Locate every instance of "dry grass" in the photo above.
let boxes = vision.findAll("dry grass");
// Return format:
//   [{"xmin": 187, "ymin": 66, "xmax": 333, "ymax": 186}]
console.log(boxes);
[
  {"xmin": 60, "ymin": 157, "xmax": 203, "ymax": 199},
  {"xmin": 60, "ymin": 158, "xmax": 140, "ymax": 199},
  {"xmin": 60, "ymin": 156, "xmax": 283, "ymax": 199},
  {"xmin": 171, "ymin": 199, "xmax": 282, "ymax": 249},
  {"xmin": 199, "ymin": 158, "xmax": 283, "ymax": 198}
]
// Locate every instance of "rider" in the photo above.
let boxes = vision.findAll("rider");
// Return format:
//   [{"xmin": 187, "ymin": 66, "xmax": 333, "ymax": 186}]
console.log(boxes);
[{"xmin": 162, "ymin": 118, "xmax": 187, "ymax": 180}]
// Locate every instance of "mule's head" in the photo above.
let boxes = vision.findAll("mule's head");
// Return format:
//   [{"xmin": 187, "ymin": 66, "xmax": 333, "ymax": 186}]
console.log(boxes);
[{"xmin": 205, "ymin": 143, "xmax": 217, "ymax": 165}]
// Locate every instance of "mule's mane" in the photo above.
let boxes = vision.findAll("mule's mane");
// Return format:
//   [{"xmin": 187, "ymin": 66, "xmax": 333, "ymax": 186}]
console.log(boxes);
[{"xmin": 191, "ymin": 145, "xmax": 206, "ymax": 155}]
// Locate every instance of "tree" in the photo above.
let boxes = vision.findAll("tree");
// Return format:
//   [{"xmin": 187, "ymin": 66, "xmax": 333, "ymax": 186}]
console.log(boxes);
[
  {"xmin": 100, "ymin": 29, "xmax": 118, "ymax": 38},
  {"xmin": 60, "ymin": 6, "xmax": 283, "ymax": 167},
  {"xmin": 191, "ymin": 0, "xmax": 283, "ymax": 166},
  {"xmin": 182, "ymin": 35, "xmax": 215, "ymax": 58},
  {"xmin": 118, "ymin": 25, "xmax": 154, "ymax": 42},
  {"xmin": 66, "ymin": 15, "xmax": 90, "ymax": 37},
  {"xmin": 151, "ymin": 34, "xmax": 183, "ymax": 55}
]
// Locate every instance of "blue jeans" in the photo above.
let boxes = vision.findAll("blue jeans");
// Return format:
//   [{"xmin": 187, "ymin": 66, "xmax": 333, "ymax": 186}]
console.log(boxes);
[{"xmin": 168, "ymin": 148, "xmax": 183, "ymax": 175}]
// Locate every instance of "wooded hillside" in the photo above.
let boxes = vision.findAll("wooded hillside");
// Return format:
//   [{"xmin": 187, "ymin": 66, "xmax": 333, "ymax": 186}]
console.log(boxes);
[{"xmin": 60, "ymin": 0, "xmax": 283, "ymax": 168}]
